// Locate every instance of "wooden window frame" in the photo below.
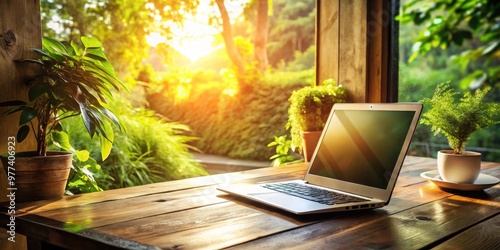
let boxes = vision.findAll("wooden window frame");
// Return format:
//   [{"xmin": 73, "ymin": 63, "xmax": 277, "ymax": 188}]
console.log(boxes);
[{"xmin": 316, "ymin": 0, "xmax": 400, "ymax": 103}]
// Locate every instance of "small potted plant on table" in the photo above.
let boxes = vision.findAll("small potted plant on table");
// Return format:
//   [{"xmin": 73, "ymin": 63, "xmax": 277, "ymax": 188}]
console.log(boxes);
[
  {"xmin": 420, "ymin": 83, "xmax": 500, "ymax": 183},
  {"xmin": 0, "ymin": 36, "xmax": 126, "ymax": 201},
  {"xmin": 287, "ymin": 79, "xmax": 347, "ymax": 162}
]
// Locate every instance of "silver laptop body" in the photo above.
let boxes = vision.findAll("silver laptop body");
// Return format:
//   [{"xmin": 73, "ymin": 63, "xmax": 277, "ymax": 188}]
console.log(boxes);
[{"xmin": 218, "ymin": 103, "xmax": 423, "ymax": 214}]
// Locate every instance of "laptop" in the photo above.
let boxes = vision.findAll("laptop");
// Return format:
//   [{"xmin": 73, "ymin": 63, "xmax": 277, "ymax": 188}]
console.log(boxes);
[{"xmin": 217, "ymin": 103, "xmax": 422, "ymax": 214}]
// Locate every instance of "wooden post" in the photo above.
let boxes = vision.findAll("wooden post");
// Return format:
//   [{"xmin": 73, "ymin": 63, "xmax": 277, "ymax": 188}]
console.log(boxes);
[
  {"xmin": 316, "ymin": 0, "xmax": 340, "ymax": 87},
  {"xmin": 316, "ymin": 0, "xmax": 399, "ymax": 103},
  {"xmin": 1, "ymin": 0, "xmax": 41, "ymax": 249}
]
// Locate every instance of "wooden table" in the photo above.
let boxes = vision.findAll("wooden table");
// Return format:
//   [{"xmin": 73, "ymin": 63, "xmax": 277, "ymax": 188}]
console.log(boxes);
[{"xmin": 1, "ymin": 156, "xmax": 499, "ymax": 249}]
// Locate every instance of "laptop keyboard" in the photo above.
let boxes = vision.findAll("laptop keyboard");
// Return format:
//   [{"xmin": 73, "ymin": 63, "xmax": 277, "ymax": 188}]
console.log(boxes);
[{"xmin": 263, "ymin": 182, "xmax": 369, "ymax": 205}]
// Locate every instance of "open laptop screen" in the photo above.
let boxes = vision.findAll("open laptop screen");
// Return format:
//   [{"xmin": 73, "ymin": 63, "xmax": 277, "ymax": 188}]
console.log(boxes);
[{"xmin": 308, "ymin": 110, "xmax": 416, "ymax": 190}]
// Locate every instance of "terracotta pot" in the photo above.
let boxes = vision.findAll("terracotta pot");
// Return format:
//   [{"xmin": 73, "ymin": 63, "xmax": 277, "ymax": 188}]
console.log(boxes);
[
  {"xmin": 301, "ymin": 131, "xmax": 322, "ymax": 162},
  {"xmin": 1, "ymin": 151, "xmax": 72, "ymax": 202},
  {"xmin": 437, "ymin": 150, "xmax": 481, "ymax": 183}
]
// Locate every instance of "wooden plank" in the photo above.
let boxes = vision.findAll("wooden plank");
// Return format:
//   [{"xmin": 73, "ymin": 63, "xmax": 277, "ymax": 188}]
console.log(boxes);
[
  {"xmin": 12, "ymin": 163, "xmax": 308, "ymax": 213},
  {"xmin": 293, "ymin": 195, "xmax": 499, "ymax": 249},
  {"xmin": 316, "ymin": 0, "xmax": 397, "ymax": 102},
  {"xmin": 401, "ymin": 156, "xmax": 436, "ymax": 167},
  {"xmin": 367, "ymin": 0, "xmax": 386, "ymax": 103},
  {"xmin": 96, "ymin": 202, "xmax": 312, "ymax": 249},
  {"xmin": 143, "ymin": 211, "xmax": 300, "ymax": 249},
  {"xmin": 2, "ymin": 158, "xmax": 437, "ymax": 232},
  {"xmin": 94, "ymin": 163, "xmax": 477, "ymax": 249},
  {"xmin": 0, "ymin": 214, "xmax": 158, "ymax": 250},
  {"xmin": 2, "ymin": 160, "xmax": 497, "ymax": 249},
  {"xmin": 338, "ymin": 0, "xmax": 367, "ymax": 102},
  {"xmin": 316, "ymin": 0, "xmax": 340, "ymax": 86},
  {"xmin": 0, "ymin": 0, "xmax": 41, "ymax": 156},
  {"xmin": 433, "ymin": 214, "xmax": 500, "ymax": 250},
  {"xmin": 18, "ymin": 174, "xmax": 299, "ymax": 227},
  {"xmin": 0, "ymin": 2, "xmax": 41, "ymax": 249},
  {"xmin": 13, "ymin": 156, "xmax": 444, "ymax": 216},
  {"xmin": 229, "ymin": 179, "xmax": 499, "ymax": 249}
]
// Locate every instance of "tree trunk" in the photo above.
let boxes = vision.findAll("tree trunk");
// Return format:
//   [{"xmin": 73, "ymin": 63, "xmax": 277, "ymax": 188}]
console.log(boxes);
[
  {"xmin": 254, "ymin": 0, "xmax": 269, "ymax": 72},
  {"xmin": 1, "ymin": 0, "xmax": 41, "ymax": 249},
  {"xmin": 215, "ymin": 0, "xmax": 245, "ymax": 73}
]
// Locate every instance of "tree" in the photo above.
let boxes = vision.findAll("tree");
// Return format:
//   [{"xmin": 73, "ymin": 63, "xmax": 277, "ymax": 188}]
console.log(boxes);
[
  {"xmin": 41, "ymin": 0, "xmax": 200, "ymax": 79},
  {"xmin": 215, "ymin": 0, "xmax": 246, "ymax": 73},
  {"xmin": 214, "ymin": 0, "xmax": 271, "ymax": 73},
  {"xmin": 254, "ymin": 0, "xmax": 269, "ymax": 71},
  {"xmin": 399, "ymin": 0, "xmax": 500, "ymax": 88},
  {"xmin": 267, "ymin": 0, "xmax": 315, "ymax": 67}
]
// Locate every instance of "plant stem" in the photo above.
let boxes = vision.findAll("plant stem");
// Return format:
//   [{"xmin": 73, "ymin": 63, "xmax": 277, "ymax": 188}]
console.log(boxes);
[
  {"xmin": 36, "ymin": 102, "xmax": 51, "ymax": 156},
  {"xmin": 37, "ymin": 123, "xmax": 47, "ymax": 156}
]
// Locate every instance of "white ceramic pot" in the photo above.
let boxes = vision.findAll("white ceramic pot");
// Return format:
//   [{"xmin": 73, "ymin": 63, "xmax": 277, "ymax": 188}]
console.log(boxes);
[{"xmin": 437, "ymin": 150, "xmax": 481, "ymax": 183}]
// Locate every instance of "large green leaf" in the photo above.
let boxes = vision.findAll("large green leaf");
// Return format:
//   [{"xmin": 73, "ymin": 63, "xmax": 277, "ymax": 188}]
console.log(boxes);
[
  {"xmin": 28, "ymin": 83, "xmax": 49, "ymax": 101},
  {"xmin": 61, "ymin": 41, "xmax": 77, "ymax": 56},
  {"xmin": 4, "ymin": 106, "xmax": 27, "ymax": 115},
  {"xmin": 51, "ymin": 130, "xmax": 74, "ymax": 152},
  {"xmin": 16, "ymin": 125, "xmax": 30, "ymax": 143},
  {"xmin": 99, "ymin": 120, "xmax": 114, "ymax": 160},
  {"xmin": 69, "ymin": 41, "xmax": 83, "ymax": 56},
  {"xmin": 80, "ymin": 106, "xmax": 97, "ymax": 138},
  {"xmin": 19, "ymin": 107, "xmax": 37, "ymax": 125},
  {"xmin": 85, "ymin": 48, "xmax": 108, "ymax": 62},
  {"xmin": 81, "ymin": 36, "xmax": 103, "ymax": 49},
  {"xmin": 75, "ymin": 83, "xmax": 104, "ymax": 108},
  {"xmin": 82, "ymin": 58, "xmax": 119, "ymax": 80},
  {"xmin": 86, "ymin": 108, "xmax": 108, "ymax": 137},
  {"xmin": 15, "ymin": 58, "xmax": 44, "ymax": 65},
  {"xmin": 82, "ymin": 58, "xmax": 123, "ymax": 89},
  {"xmin": 42, "ymin": 36, "xmax": 68, "ymax": 54},
  {"xmin": 84, "ymin": 67, "xmax": 120, "ymax": 91},
  {"xmin": 100, "ymin": 107, "xmax": 121, "ymax": 128},
  {"xmin": 0, "ymin": 100, "xmax": 26, "ymax": 107},
  {"xmin": 32, "ymin": 48, "xmax": 60, "ymax": 61},
  {"xmin": 75, "ymin": 150, "xmax": 90, "ymax": 162}
]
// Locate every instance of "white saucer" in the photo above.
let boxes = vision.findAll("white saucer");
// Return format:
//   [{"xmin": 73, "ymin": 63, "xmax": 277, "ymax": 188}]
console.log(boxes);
[{"xmin": 420, "ymin": 170, "xmax": 500, "ymax": 191}]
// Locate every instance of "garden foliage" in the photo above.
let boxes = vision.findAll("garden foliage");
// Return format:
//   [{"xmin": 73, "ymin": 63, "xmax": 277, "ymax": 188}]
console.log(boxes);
[
  {"xmin": 61, "ymin": 96, "xmax": 207, "ymax": 190},
  {"xmin": 148, "ymin": 69, "xmax": 315, "ymax": 161}
]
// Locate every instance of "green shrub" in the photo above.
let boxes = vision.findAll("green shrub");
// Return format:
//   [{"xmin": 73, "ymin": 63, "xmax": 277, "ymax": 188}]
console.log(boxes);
[
  {"xmin": 284, "ymin": 45, "xmax": 316, "ymax": 72},
  {"xmin": 148, "ymin": 69, "xmax": 315, "ymax": 160},
  {"xmin": 62, "ymin": 97, "xmax": 207, "ymax": 190},
  {"xmin": 287, "ymin": 80, "xmax": 347, "ymax": 150}
]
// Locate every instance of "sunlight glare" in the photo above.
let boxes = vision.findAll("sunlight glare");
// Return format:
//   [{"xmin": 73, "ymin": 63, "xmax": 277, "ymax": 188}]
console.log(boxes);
[
  {"xmin": 222, "ymin": 86, "xmax": 238, "ymax": 97},
  {"xmin": 146, "ymin": 32, "xmax": 167, "ymax": 47},
  {"xmin": 154, "ymin": 0, "xmax": 247, "ymax": 62},
  {"xmin": 170, "ymin": 19, "xmax": 220, "ymax": 62},
  {"xmin": 175, "ymin": 85, "xmax": 190, "ymax": 103}
]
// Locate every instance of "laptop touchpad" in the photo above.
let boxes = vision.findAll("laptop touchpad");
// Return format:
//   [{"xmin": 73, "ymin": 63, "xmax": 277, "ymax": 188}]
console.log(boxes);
[{"xmin": 249, "ymin": 192, "xmax": 327, "ymax": 212}]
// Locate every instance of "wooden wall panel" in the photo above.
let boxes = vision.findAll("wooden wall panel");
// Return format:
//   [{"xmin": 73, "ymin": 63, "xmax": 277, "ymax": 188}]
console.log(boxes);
[
  {"xmin": 316, "ymin": 0, "xmax": 399, "ymax": 103},
  {"xmin": 338, "ymin": 0, "xmax": 367, "ymax": 103},
  {"xmin": 316, "ymin": 0, "xmax": 339, "ymax": 86},
  {"xmin": 367, "ymin": 0, "xmax": 386, "ymax": 103},
  {"xmin": 0, "ymin": 2, "xmax": 41, "ymax": 153},
  {"xmin": 1, "ymin": 0, "xmax": 41, "ymax": 248}
]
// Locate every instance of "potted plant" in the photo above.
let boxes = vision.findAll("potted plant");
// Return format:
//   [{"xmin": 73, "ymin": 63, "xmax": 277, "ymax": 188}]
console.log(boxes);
[
  {"xmin": 0, "ymin": 36, "xmax": 126, "ymax": 201},
  {"xmin": 420, "ymin": 83, "xmax": 500, "ymax": 183},
  {"xmin": 287, "ymin": 79, "xmax": 347, "ymax": 162}
]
